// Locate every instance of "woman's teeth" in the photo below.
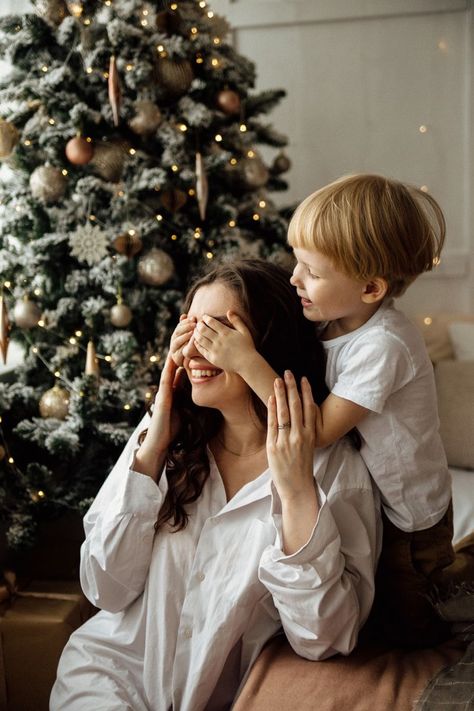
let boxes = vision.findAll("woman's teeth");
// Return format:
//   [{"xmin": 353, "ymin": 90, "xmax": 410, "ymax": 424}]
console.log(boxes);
[{"xmin": 191, "ymin": 369, "xmax": 221, "ymax": 378}]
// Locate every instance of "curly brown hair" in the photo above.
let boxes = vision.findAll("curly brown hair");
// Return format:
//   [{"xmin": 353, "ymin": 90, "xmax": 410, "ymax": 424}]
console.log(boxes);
[{"xmin": 141, "ymin": 258, "xmax": 330, "ymax": 533}]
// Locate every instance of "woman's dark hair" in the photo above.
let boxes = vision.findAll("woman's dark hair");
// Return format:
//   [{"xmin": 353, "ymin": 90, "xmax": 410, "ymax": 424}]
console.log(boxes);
[{"xmin": 142, "ymin": 258, "xmax": 330, "ymax": 533}]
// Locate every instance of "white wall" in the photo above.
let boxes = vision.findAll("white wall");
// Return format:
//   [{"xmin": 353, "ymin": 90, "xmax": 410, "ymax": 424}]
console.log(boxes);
[{"xmin": 213, "ymin": 0, "xmax": 474, "ymax": 318}]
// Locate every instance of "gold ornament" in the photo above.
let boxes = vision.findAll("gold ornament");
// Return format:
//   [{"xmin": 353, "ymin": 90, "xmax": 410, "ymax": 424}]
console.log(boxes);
[
  {"xmin": 30, "ymin": 165, "xmax": 67, "ymax": 203},
  {"xmin": 108, "ymin": 56, "xmax": 121, "ymax": 127},
  {"xmin": 216, "ymin": 89, "xmax": 241, "ymax": 115},
  {"xmin": 128, "ymin": 101, "xmax": 162, "ymax": 136},
  {"xmin": 85, "ymin": 340, "xmax": 100, "ymax": 378},
  {"xmin": 272, "ymin": 151, "xmax": 291, "ymax": 174},
  {"xmin": 91, "ymin": 140, "xmax": 129, "ymax": 182},
  {"xmin": 137, "ymin": 248, "xmax": 174, "ymax": 286},
  {"xmin": 160, "ymin": 188, "xmax": 187, "ymax": 213},
  {"xmin": 241, "ymin": 153, "xmax": 269, "ymax": 189},
  {"xmin": 39, "ymin": 385, "xmax": 69, "ymax": 419},
  {"xmin": 0, "ymin": 296, "xmax": 10, "ymax": 365},
  {"xmin": 155, "ymin": 58, "xmax": 194, "ymax": 96},
  {"xmin": 65, "ymin": 135, "xmax": 94, "ymax": 165},
  {"xmin": 32, "ymin": 0, "xmax": 68, "ymax": 26},
  {"xmin": 65, "ymin": 1, "xmax": 83, "ymax": 19},
  {"xmin": 195, "ymin": 152, "xmax": 208, "ymax": 221},
  {"xmin": 13, "ymin": 298, "xmax": 41, "ymax": 329},
  {"xmin": 0, "ymin": 119, "xmax": 19, "ymax": 160},
  {"xmin": 155, "ymin": 8, "xmax": 182, "ymax": 34},
  {"xmin": 113, "ymin": 231, "xmax": 143, "ymax": 258},
  {"xmin": 110, "ymin": 302, "xmax": 133, "ymax": 328}
]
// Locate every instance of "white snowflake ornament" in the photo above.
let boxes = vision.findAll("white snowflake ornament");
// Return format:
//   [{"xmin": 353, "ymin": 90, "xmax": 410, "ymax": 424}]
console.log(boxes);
[{"xmin": 69, "ymin": 223, "xmax": 109, "ymax": 266}]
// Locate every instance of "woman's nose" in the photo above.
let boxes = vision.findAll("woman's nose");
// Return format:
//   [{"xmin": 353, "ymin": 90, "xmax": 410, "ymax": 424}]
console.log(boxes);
[{"xmin": 182, "ymin": 333, "xmax": 199, "ymax": 359}]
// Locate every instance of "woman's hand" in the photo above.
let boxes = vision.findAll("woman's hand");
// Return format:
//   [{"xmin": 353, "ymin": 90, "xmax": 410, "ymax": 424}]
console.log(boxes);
[
  {"xmin": 193, "ymin": 310, "xmax": 256, "ymax": 374},
  {"xmin": 133, "ymin": 354, "xmax": 184, "ymax": 480},
  {"xmin": 170, "ymin": 314, "xmax": 196, "ymax": 366},
  {"xmin": 267, "ymin": 371, "xmax": 319, "ymax": 554}
]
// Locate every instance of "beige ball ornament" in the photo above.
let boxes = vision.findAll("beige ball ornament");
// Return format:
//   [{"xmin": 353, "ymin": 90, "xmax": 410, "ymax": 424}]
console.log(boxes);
[
  {"xmin": 91, "ymin": 140, "xmax": 129, "ymax": 182},
  {"xmin": 241, "ymin": 153, "xmax": 269, "ymax": 189},
  {"xmin": 137, "ymin": 248, "xmax": 174, "ymax": 286},
  {"xmin": 0, "ymin": 119, "xmax": 19, "ymax": 160},
  {"xmin": 65, "ymin": 136, "xmax": 94, "ymax": 165},
  {"xmin": 128, "ymin": 101, "xmax": 162, "ymax": 136},
  {"xmin": 110, "ymin": 302, "xmax": 133, "ymax": 328},
  {"xmin": 39, "ymin": 385, "xmax": 70, "ymax": 419},
  {"xmin": 13, "ymin": 298, "xmax": 42, "ymax": 329},
  {"xmin": 30, "ymin": 165, "xmax": 67, "ymax": 203},
  {"xmin": 216, "ymin": 89, "xmax": 241, "ymax": 115}
]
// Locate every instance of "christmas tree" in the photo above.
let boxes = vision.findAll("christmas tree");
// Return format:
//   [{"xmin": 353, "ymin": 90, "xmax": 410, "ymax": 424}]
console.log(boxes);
[{"xmin": 0, "ymin": 0, "xmax": 292, "ymax": 553}]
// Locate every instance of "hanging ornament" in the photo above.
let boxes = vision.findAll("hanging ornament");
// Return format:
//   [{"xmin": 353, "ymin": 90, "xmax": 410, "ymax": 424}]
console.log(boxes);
[
  {"xmin": 137, "ymin": 248, "xmax": 174, "ymax": 286},
  {"xmin": 85, "ymin": 340, "xmax": 100, "ymax": 378},
  {"xmin": 195, "ymin": 152, "xmax": 208, "ymax": 221},
  {"xmin": 13, "ymin": 298, "xmax": 41, "ymax": 329},
  {"xmin": 91, "ymin": 140, "xmax": 129, "ymax": 182},
  {"xmin": 0, "ymin": 445, "xmax": 5, "ymax": 461},
  {"xmin": 29, "ymin": 165, "xmax": 67, "ymax": 203},
  {"xmin": 0, "ymin": 296, "xmax": 10, "ymax": 365},
  {"xmin": 160, "ymin": 188, "xmax": 187, "ymax": 213},
  {"xmin": 240, "ymin": 152, "xmax": 269, "ymax": 189},
  {"xmin": 108, "ymin": 56, "xmax": 121, "ymax": 127},
  {"xmin": 32, "ymin": 0, "xmax": 68, "ymax": 26},
  {"xmin": 69, "ymin": 223, "xmax": 109, "ymax": 266},
  {"xmin": 272, "ymin": 151, "xmax": 291, "ymax": 174},
  {"xmin": 110, "ymin": 300, "xmax": 133, "ymax": 328},
  {"xmin": 155, "ymin": 58, "xmax": 194, "ymax": 96},
  {"xmin": 113, "ymin": 231, "xmax": 143, "ymax": 258},
  {"xmin": 65, "ymin": 135, "xmax": 94, "ymax": 165},
  {"xmin": 156, "ymin": 9, "xmax": 182, "ymax": 34},
  {"xmin": 216, "ymin": 89, "xmax": 241, "ymax": 115},
  {"xmin": 39, "ymin": 385, "xmax": 69, "ymax": 419},
  {"xmin": 128, "ymin": 101, "xmax": 162, "ymax": 136},
  {"xmin": 0, "ymin": 119, "xmax": 19, "ymax": 160}
]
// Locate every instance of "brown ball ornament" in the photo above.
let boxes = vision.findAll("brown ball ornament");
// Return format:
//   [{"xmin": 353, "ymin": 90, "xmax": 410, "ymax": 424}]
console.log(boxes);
[
  {"xmin": 241, "ymin": 154, "xmax": 269, "ymax": 189},
  {"xmin": 0, "ymin": 119, "xmax": 19, "ymax": 160},
  {"xmin": 160, "ymin": 189, "xmax": 187, "ymax": 213},
  {"xmin": 128, "ymin": 101, "xmax": 162, "ymax": 136},
  {"xmin": 39, "ymin": 385, "xmax": 70, "ymax": 419},
  {"xmin": 0, "ymin": 444, "xmax": 5, "ymax": 461},
  {"xmin": 13, "ymin": 299, "xmax": 42, "ymax": 329},
  {"xmin": 216, "ymin": 89, "xmax": 241, "ymax": 115},
  {"xmin": 30, "ymin": 165, "xmax": 67, "ymax": 203},
  {"xmin": 65, "ymin": 136, "xmax": 94, "ymax": 165},
  {"xmin": 91, "ymin": 140, "xmax": 129, "ymax": 182},
  {"xmin": 155, "ymin": 58, "xmax": 194, "ymax": 96},
  {"xmin": 110, "ymin": 302, "xmax": 133, "ymax": 328},
  {"xmin": 272, "ymin": 152, "xmax": 291, "ymax": 174},
  {"xmin": 137, "ymin": 248, "xmax": 174, "ymax": 286},
  {"xmin": 33, "ymin": 0, "xmax": 68, "ymax": 26},
  {"xmin": 113, "ymin": 232, "xmax": 143, "ymax": 258}
]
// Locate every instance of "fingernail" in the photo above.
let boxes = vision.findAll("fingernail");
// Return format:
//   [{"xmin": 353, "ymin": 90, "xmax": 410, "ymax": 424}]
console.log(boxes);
[{"xmin": 284, "ymin": 370, "xmax": 292, "ymax": 380}]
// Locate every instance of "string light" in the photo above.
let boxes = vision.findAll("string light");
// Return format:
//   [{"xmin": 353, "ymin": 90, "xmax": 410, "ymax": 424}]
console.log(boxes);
[
  {"xmin": 123, "ymin": 403, "xmax": 131, "ymax": 411},
  {"xmin": 41, "ymin": 66, "xmax": 48, "ymax": 73},
  {"xmin": 62, "ymin": 169, "xmax": 68, "ymax": 176},
  {"xmin": 239, "ymin": 124, "xmax": 247, "ymax": 132},
  {"xmin": 188, "ymin": 188, "xmax": 196, "ymax": 196},
  {"xmin": 253, "ymin": 213, "xmax": 260, "ymax": 221},
  {"xmin": 126, "ymin": 64, "xmax": 134, "ymax": 71},
  {"xmin": 86, "ymin": 67, "xmax": 93, "ymax": 74},
  {"xmin": 129, "ymin": 148, "xmax": 136, "ymax": 155},
  {"xmin": 171, "ymin": 164, "xmax": 179, "ymax": 172},
  {"xmin": 68, "ymin": 2, "xmax": 83, "ymax": 17},
  {"xmin": 104, "ymin": 355, "xmax": 112, "ymax": 362},
  {"xmin": 48, "ymin": 118, "xmax": 55, "ymax": 125},
  {"xmin": 419, "ymin": 125, "xmax": 428, "ymax": 133},
  {"xmin": 211, "ymin": 58, "xmax": 219, "ymax": 67},
  {"xmin": 424, "ymin": 317, "xmax": 433, "ymax": 325},
  {"xmin": 230, "ymin": 158, "xmax": 237, "ymax": 165},
  {"xmin": 171, "ymin": 234, "xmax": 178, "ymax": 240},
  {"xmin": 206, "ymin": 252, "xmax": 213, "ymax": 259},
  {"xmin": 145, "ymin": 391, "xmax": 152, "ymax": 399},
  {"xmin": 179, "ymin": 123, "xmax": 188, "ymax": 132},
  {"xmin": 156, "ymin": 214, "xmax": 163, "ymax": 221},
  {"xmin": 196, "ymin": 55, "xmax": 204, "ymax": 64},
  {"xmin": 199, "ymin": 1, "xmax": 206, "ymax": 7},
  {"xmin": 75, "ymin": 330, "xmax": 83, "ymax": 337},
  {"xmin": 213, "ymin": 38, "xmax": 220, "ymax": 45},
  {"xmin": 228, "ymin": 220, "xmax": 236, "ymax": 227},
  {"xmin": 34, "ymin": 288, "xmax": 41, "ymax": 296},
  {"xmin": 247, "ymin": 150, "xmax": 255, "ymax": 158},
  {"xmin": 207, "ymin": 10, "xmax": 214, "ymax": 18},
  {"xmin": 83, "ymin": 18, "xmax": 91, "ymax": 25},
  {"xmin": 54, "ymin": 370, "xmax": 61, "ymax": 377},
  {"xmin": 8, "ymin": 457, "xmax": 14, "ymax": 464},
  {"xmin": 24, "ymin": 139, "xmax": 31, "ymax": 146},
  {"xmin": 191, "ymin": 27, "xmax": 198, "ymax": 35},
  {"xmin": 4, "ymin": 281, "xmax": 11, "ymax": 288},
  {"xmin": 149, "ymin": 355, "xmax": 158, "ymax": 362},
  {"xmin": 170, "ymin": 3, "xmax": 178, "ymax": 9},
  {"xmin": 259, "ymin": 200, "xmax": 266, "ymax": 208},
  {"xmin": 157, "ymin": 44, "xmax": 164, "ymax": 52},
  {"xmin": 38, "ymin": 319, "xmax": 45, "ymax": 327},
  {"xmin": 215, "ymin": 134, "xmax": 223, "ymax": 142},
  {"xmin": 69, "ymin": 337, "xmax": 77, "ymax": 345}
]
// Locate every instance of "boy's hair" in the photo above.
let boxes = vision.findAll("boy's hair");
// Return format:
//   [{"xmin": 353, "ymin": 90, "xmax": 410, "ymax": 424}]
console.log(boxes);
[{"xmin": 288, "ymin": 174, "xmax": 446, "ymax": 297}]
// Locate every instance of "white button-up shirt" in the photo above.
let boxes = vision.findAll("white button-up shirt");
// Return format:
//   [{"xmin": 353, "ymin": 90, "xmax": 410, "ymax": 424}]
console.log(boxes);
[{"xmin": 51, "ymin": 415, "xmax": 381, "ymax": 711}]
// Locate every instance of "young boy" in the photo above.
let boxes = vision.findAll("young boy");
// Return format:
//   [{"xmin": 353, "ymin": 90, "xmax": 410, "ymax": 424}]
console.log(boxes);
[{"xmin": 177, "ymin": 174, "xmax": 455, "ymax": 646}]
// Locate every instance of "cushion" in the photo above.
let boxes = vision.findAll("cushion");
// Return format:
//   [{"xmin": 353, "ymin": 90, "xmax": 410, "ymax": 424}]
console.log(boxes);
[
  {"xmin": 413, "ymin": 313, "xmax": 474, "ymax": 363},
  {"xmin": 448, "ymin": 322, "xmax": 474, "ymax": 361},
  {"xmin": 233, "ymin": 636, "xmax": 465, "ymax": 711},
  {"xmin": 435, "ymin": 360, "xmax": 474, "ymax": 470}
]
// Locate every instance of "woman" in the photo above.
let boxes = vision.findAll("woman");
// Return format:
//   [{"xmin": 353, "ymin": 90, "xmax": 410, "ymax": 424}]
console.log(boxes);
[{"xmin": 50, "ymin": 260, "xmax": 381, "ymax": 711}]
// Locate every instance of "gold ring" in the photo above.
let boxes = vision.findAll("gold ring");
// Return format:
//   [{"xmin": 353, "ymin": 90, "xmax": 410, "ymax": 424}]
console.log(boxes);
[{"xmin": 277, "ymin": 421, "xmax": 291, "ymax": 430}]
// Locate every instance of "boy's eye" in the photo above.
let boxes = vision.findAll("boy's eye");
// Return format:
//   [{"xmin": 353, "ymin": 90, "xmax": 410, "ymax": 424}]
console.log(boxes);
[{"xmin": 308, "ymin": 271, "xmax": 318, "ymax": 279}]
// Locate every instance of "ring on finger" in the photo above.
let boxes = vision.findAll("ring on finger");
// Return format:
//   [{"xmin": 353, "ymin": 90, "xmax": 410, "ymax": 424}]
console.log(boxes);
[{"xmin": 277, "ymin": 421, "xmax": 291, "ymax": 430}]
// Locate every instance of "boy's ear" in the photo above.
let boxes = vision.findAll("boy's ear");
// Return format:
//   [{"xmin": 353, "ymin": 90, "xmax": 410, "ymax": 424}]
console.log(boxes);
[{"xmin": 361, "ymin": 277, "xmax": 388, "ymax": 303}]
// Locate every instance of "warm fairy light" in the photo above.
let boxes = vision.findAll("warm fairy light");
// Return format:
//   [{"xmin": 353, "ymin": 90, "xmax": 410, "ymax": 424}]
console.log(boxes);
[
  {"xmin": 24, "ymin": 139, "xmax": 31, "ymax": 146},
  {"xmin": 103, "ymin": 72, "xmax": 109, "ymax": 79},
  {"xmin": 105, "ymin": 355, "xmax": 112, "ymax": 362},
  {"xmin": 196, "ymin": 55, "xmax": 204, "ymax": 64},
  {"xmin": 145, "ymin": 391, "xmax": 152, "ymax": 399},
  {"xmin": 105, "ymin": 0, "xmax": 111, "ymax": 5},
  {"xmin": 84, "ymin": 18, "xmax": 91, "ymax": 25},
  {"xmin": 259, "ymin": 200, "xmax": 266, "ymax": 208},
  {"xmin": 420, "ymin": 185, "xmax": 429, "ymax": 192},
  {"xmin": 129, "ymin": 148, "xmax": 136, "ymax": 155},
  {"xmin": 228, "ymin": 220, "xmax": 236, "ymax": 227},
  {"xmin": 207, "ymin": 10, "xmax": 214, "ymax": 18},
  {"xmin": 215, "ymin": 134, "xmax": 223, "ymax": 142},
  {"xmin": 69, "ymin": 2, "xmax": 83, "ymax": 16},
  {"xmin": 157, "ymin": 44, "xmax": 164, "ymax": 52},
  {"xmin": 206, "ymin": 252, "xmax": 213, "ymax": 259},
  {"xmin": 424, "ymin": 317, "xmax": 433, "ymax": 325},
  {"xmin": 188, "ymin": 188, "xmax": 195, "ymax": 196},
  {"xmin": 141, "ymin": 19, "xmax": 148, "ymax": 26},
  {"xmin": 8, "ymin": 457, "xmax": 14, "ymax": 464},
  {"xmin": 208, "ymin": 239, "xmax": 215, "ymax": 246},
  {"xmin": 142, "ymin": 9, "xmax": 149, "ymax": 15},
  {"xmin": 253, "ymin": 213, "xmax": 260, "ymax": 221},
  {"xmin": 199, "ymin": 0, "xmax": 206, "ymax": 7},
  {"xmin": 48, "ymin": 118, "xmax": 55, "ymax": 125},
  {"xmin": 438, "ymin": 39, "xmax": 448, "ymax": 52},
  {"xmin": 4, "ymin": 281, "xmax": 11, "ymax": 288},
  {"xmin": 419, "ymin": 125, "xmax": 428, "ymax": 133},
  {"xmin": 150, "ymin": 355, "xmax": 158, "ymax": 362},
  {"xmin": 41, "ymin": 65, "xmax": 48, "ymax": 73},
  {"xmin": 156, "ymin": 214, "xmax": 163, "ymax": 221},
  {"xmin": 194, "ymin": 230, "xmax": 201, "ymax": 239},
  {"xmin": 37, "ymin": 490, "xmax": 45, "ymax": 498},
  {"xmin": 240, "ymin": 124, "xmax": 247, "ymax": 132},
  {"xmin": 89, "ymin": 215, "xmax": 96, "ymax": 221},
  {"xmin": 171, "ymin": 164, "xmax": 179, "ymax": 172},
  {"xmin": 213, "ymin": 38, "xmax": 220, "ymax": 45},
  {"xmin": 433, "ymin": 257, "xmax": 441, "ymax": 266},
  {"xmin": 230, "ymin": 158, "xmax": 237, "ymax": 165},
  {"xmin": 86, "ymin": 67, "xmax": 93, "ymax": 74},
  {"xmin": 38, "ymin": 319, "xmax": 45, "ymax": 327},
  {"xmin": 75, "ymin": 330, "xmax": 83, "ymax": 337},
  {"xmin": 126, "ymin": 64, "xmax": 133, "ymax": 71},
  {"xmin": 62, "ymin": 169, "xmax": 68, "ymax": 176},
  {"xmin": 179, "ymin": 123, "xmax": 188, "ymax": 132},
  {"xmin": 15, "ymin": 206, "xmax": 22, "ymax": 213},
  {"xmin": 247, "ymin": 150, "xmax": 255, "ymax": 158},
  {"xmin": 170, "ymin": 3, "xmax": 178, "ymax": 9},
  {"xmin": 191, "ymin": 27, "xmax": 198, "ymax": 35},
  {"xmin": 124, "ymin": 404, "xmax": 131, "ymax": 410},
  {"xmin": 54, "ymin": 370, "xmax": 61, "ymax": 377},
  {"xmin": 32, "ymin": 347, "xmax": 38, "ymax": 354},
  {"xmin": 171, "ymin": 234, "xmax": 177, "ymax": 240},
  {"xmin": 69, "ymin": 337, "xmax": 77, "ymax": 345},
  {"xmin": 128, "ymin": 229, "xmax": 136, "ymax": 236},
  {"xmin": 34, "ymin": 288, "xmax": 41, "ymax": 296},
  {"xmin": 211, "ymin": 58, "xmax": 219, "ymax": 67},
  {"xmin": 117, "ymin": 190, "xmax": 124, "ymax": 197}
]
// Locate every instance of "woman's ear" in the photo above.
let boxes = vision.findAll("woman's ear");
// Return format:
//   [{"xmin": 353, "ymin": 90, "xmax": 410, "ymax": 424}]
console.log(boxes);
[{"xmin": 361, "ymin": 277, "xmax": 388, "ymax": 304}]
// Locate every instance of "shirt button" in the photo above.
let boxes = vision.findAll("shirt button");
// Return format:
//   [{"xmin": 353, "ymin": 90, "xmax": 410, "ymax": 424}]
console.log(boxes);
[
  {"xmin": 196, "ymin": 571, "xmax": 205, "ymax": 582},
  {"xmin": 183, "ymin": 626, "xmax": 192, "ymax": 639}
]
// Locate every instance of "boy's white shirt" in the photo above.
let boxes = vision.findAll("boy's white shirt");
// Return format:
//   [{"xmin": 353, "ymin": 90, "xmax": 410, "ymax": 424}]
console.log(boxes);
[
  {"xmin": 50, "ymin": 413, "xmax": 381, "ymax": 711},
  {"xmin": 321, "ymin": 298, "xmax": 452, "ymax": 532}
]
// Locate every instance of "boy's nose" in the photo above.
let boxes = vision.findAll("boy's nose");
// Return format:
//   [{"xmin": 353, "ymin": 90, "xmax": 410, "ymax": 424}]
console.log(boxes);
[{"xmin": 290, "ymin": 267, "xmax": 301, "ymax": 286}]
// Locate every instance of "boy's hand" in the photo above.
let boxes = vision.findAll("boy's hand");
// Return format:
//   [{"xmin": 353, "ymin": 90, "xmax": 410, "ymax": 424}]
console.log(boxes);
[
  {"xmin": 193, "ymin": 311, "xmax": 256, "ymax": 373},
  {"xmin": 170, "ymin": 314, "xmax": 196, "ymax": 366}
]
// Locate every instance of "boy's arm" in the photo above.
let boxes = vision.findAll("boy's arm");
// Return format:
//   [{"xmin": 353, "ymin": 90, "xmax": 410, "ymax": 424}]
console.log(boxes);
[{"xmin": 316, "ymin": 394, "xmax": 369, "ymax": 447}]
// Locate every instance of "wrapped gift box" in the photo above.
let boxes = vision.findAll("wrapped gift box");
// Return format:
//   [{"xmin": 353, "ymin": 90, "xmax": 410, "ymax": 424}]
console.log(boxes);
[{"xmin": 0, "ymin": 579, "xmax": 96, "ymax": 711}]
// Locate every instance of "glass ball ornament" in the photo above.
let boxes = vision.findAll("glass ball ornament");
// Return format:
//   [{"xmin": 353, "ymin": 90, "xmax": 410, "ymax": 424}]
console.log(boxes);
[
  {"xmin": 65, "ymin": 135, "xmax": 94, "ymax": 165},
  {"xmin": 128, "ymin": 101, "xmax": 162, "ymax": 136},
  {"xmin": 110, "ymin": 302, "xmax": 133, "ymax": 328},
  {"xmin": 13, "ymin": 299, "xmax": 42, "ymax": 329},
  {"xmin": 272, "ymin": 151, "xmax": 291, "ymax": 174},
  {"xmin": 0, "ymin": 119, "xmax": 19, "ymax": 160},
  {"xmin": 137, "ymin": 248, "xmax": 174, "ymax": 286},
  {"xmin": 30, "ymin": 165, "xmax": 67, "ymax": 203},
  {"xmin": 216, "ymin": 89, "xmax": 241, "ymax": 115},
  {"xmin": 39, "ymin": 385, "xmax": 70, "ymax": 419}
]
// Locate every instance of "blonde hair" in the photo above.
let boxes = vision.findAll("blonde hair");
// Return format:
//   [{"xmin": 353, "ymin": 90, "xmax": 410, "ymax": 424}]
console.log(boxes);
[{"xmin": 288, "ymin": 174, "xmax": 446, "ymax": 297}]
